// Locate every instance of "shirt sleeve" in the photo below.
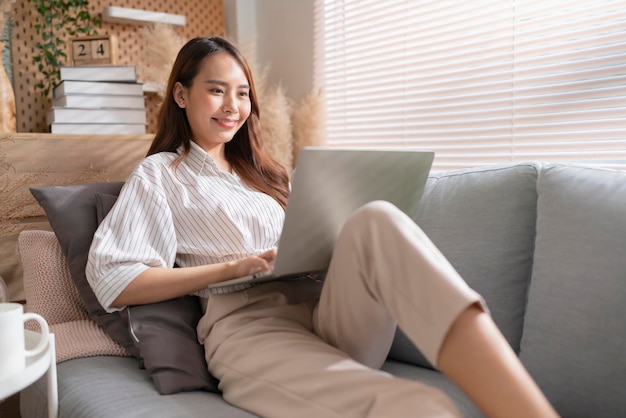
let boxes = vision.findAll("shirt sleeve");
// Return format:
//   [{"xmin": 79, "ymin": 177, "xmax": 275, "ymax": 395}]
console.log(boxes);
[{"xmin": 86, "ymin": 171, "xmax": 176, "ymax": 312}]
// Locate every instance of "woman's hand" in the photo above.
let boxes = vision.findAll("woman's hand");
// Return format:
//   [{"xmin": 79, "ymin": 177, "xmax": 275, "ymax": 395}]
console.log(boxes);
[
  {"xmin": 229, "ymin": 248, "xmax": 277, "ymax": 279},
  {"xmin": 111, "ymin": 248, "xmax": 278, "ymax": 307}
]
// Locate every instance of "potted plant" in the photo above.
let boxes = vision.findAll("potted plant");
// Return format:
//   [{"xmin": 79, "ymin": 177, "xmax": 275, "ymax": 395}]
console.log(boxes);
[{"xmin": 30, "ymin": 0, "xmax": 101, "ymax": 97}]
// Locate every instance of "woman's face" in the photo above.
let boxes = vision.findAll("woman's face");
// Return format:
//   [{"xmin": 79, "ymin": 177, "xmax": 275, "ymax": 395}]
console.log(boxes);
[{"xmin": 174, "ymin": 51, "xmax": 251, "ymax": 153}]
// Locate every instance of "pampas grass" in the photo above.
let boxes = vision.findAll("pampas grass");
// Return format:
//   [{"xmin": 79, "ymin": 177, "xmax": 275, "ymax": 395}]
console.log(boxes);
[
  {"xmin": 258, "ymin": 83, "xmax": 294, "ymax": 170},
  {"xmin": 0, "ymin": 136, "xmax": 48, "ymax": 235},
  {"xmin": 251, "ymin": 62, "xmax": 325, "ymax": 170},
  {"xmin": 252, "ymin": 63, "xmax": 294, "ymax": 170},
  {"xmin": 138, "ymin": 23, "xmax": 186, "ymax": 98},
  {"xmin": 291, "ymin": 88, "xmax": 324, "ymax": 165}
]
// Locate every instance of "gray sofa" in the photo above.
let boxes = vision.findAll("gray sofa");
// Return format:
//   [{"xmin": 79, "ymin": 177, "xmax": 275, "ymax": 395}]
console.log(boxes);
[{"xmin": 20, "ymin": 162, "xmax": 626, "ymax": 417}]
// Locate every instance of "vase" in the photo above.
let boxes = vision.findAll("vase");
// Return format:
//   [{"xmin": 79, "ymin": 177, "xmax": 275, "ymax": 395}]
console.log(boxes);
[{"xmin": 0, "ymin": 41, "xmax": 16, "ymax": 133}]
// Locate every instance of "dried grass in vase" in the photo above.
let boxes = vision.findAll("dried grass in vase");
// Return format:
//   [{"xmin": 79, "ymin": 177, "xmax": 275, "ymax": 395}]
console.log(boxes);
[
  {"xmin": 252, "ymin": 63, "xmax": 294, "ymax": 170},
  {"xmin": 259, "ymin": 83, "xmax": 294, "ymax": 170},
  {"xmin": 138, "ymin": 23, "xmax": 187, "ymax": 98},
  {"xmin": 292, "ymin": 88, "xmax": 325, "ymax": 165}
]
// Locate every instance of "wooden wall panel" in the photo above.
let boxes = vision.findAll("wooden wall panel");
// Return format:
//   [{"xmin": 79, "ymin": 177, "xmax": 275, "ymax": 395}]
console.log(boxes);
[
  {"xmin": 0, "ymin": 133, "xmax": 153, "ymax": 301},
  {"xmin": 9, "ymin": 0, "xmax": 225, "ymax": 133}
]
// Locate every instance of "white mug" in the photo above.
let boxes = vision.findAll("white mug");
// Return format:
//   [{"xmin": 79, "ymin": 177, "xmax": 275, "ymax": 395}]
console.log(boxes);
[{"xmin": 0, "ymin": 303, "xmax": 50, "ymax": 379}]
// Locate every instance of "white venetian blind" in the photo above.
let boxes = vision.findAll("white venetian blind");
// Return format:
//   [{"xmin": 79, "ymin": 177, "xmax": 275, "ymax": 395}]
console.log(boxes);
[{"xmin": 313, "ymin": 0, "xmax": 626, "ymax": 171}]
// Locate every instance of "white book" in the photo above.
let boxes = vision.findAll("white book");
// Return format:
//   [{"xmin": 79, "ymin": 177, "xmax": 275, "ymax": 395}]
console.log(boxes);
[
  {"xmin": 53, "ymin": 94, "xmax": 145, "ymax": 109},
  {"xmin": 53, "ymin": 80, "xmax": 144, "ymax": 98},
  {"xmin": 59, "ymin": 65, "xmax": 137, "ymax": 82},
  {"xmin": 50, "ymin": 123, "xmax": 146, "ymax": 135},
  {"xmin": 46, "ymin": 107, "xmax": 147, "ymax": 125}
]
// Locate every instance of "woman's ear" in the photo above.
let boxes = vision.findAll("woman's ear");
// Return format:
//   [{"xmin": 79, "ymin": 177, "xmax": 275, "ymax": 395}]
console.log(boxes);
[{"xmin": 173, "ymin": 82, "xmax": 187, "ymax": 108}]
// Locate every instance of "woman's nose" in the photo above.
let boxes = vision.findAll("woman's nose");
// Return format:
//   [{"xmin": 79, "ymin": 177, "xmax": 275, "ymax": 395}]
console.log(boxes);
[{"xmin": 222, "ymin": 94, "xmax": 237, "ymax": 114}]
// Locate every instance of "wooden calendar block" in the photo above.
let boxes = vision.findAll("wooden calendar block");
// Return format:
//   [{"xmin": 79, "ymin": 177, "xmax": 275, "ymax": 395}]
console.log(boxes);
[{"xmin": 70, "ymin": 35, "xmax": 118, "ymax": 66}]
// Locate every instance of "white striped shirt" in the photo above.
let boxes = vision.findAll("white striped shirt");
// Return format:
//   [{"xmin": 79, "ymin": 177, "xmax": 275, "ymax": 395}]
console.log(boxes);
[{"xmin": 86, "ymin": 141, "xmax": 285, "ymax": 312}]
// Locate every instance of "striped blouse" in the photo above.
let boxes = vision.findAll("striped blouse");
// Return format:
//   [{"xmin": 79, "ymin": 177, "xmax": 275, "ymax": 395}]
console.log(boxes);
[{"xmin": 86, "ymin": 141, "xmax": 285, "ymax": 312}]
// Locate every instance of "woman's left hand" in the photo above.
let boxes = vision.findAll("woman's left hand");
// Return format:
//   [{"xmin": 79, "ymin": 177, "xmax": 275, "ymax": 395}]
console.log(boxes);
[{"xmin": 227, "ymin": 248, "xmax": 277, "ymax": 279}]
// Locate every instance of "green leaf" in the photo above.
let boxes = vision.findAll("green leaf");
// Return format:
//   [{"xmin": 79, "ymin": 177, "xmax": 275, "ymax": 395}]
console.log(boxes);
[{"xmin": 31, "ymin": 0, "xmax": 103, "ymax": 97}]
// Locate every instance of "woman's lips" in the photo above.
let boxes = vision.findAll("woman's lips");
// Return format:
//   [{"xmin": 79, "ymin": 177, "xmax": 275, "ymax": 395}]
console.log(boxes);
[{"xmin": 213, "ymin": 118, "xmax": 238, "ymax": 129}]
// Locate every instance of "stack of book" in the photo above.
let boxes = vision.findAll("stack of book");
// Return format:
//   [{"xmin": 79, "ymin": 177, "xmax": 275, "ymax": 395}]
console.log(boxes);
[{"xmin": 47, "ymin": 65, "xmax": 147, "ymax": 134}]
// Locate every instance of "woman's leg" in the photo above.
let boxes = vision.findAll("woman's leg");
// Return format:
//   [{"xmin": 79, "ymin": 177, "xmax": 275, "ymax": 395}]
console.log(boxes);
[
  {"xmin": 313, "ymin": 200, "xmax": 558, "ymax": 418},
  {"xmin": 438, "ymin": 305, "xmax": 558, "ymax": 418},
  {"xmin": 197, "ymin": 282, "xmax": 461, "ymax": 418}
]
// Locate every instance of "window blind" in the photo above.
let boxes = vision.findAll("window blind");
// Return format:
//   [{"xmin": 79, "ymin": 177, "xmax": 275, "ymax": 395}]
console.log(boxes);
[{"xmin": 313, "ymin": 0, "xmax": 626, "ymax": 171}]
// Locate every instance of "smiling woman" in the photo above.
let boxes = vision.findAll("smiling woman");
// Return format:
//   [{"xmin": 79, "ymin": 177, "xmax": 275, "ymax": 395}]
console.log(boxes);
[
  {"xmin": 172, "ymin": 52, "xmax": 252, "ymax": 166},
  {"xmin": 146, "ymin": 37, "xmax": 289, "ymax": 210},
  {"xmin": 83, "ymin": 35, "xmax": 560, "ymax": 418}
]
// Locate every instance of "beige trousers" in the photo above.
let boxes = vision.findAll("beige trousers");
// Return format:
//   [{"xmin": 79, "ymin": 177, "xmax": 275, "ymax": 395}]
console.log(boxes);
[{"xmin": 197, "ymin": 201, "xmax": 485, "ymax": 418}]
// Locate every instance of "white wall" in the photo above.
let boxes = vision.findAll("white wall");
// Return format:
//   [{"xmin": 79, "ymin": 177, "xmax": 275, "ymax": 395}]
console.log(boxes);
[{"xmin": 224, "ymin": 0, "xmax": 314, "ymax": 103}]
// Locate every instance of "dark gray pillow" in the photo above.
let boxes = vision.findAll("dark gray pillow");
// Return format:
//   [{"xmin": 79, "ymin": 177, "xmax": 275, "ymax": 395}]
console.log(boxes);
[
  {"xmin": 94, "ymin": 192, "xmax": 119, "ymax": 225},
  {"xmin": 30, "ymin": 183, "xmax": 136, "ymax": 356},
  {"xmin": 123, "ymin": 296, "xmax": 218, "ymax": 394},
  {"xmin": 31, "ymin": 183, "xmax": 218, "ymax": 394}
]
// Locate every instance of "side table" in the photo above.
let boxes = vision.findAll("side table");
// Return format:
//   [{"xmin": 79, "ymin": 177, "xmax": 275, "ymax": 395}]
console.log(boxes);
[{"xmin": 0, "ymin": 330, "xmax": 58, "ymax": 418}]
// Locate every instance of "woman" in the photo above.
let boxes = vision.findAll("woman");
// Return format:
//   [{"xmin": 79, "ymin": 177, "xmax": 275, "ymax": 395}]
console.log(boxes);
[{"xmin": 87, "ymin": 37, "xmax": 558, "ymax": 418}]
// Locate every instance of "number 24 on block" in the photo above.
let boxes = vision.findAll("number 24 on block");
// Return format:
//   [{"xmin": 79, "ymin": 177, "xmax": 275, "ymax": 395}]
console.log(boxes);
[{"xmin": 71, "ymin": 36, "xmax": 118, "ymax": 66}]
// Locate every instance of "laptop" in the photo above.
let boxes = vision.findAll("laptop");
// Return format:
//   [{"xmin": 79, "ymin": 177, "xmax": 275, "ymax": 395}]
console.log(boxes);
[{"xmin": 206, "ymin": 147, "xmax": 434, "ymax": 290}]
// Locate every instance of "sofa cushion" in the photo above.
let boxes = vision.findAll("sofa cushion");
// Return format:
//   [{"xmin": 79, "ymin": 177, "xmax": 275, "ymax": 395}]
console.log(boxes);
[
  {"xmin": 21, "ymin": 356, "xmax": 257, "ymax": 418},
  {"xmin": 18, "ymin": 229, "xmax": 130, "ymax": 363},
  {"xmin": 389, "ymin": 163, "xmax": 539, "ymax": 368},
  {"xmin": 95, "ymin": 192, "xmax": 118, "ymax": 223},
  {"xmin": 520, "ymin": 164, "xmax": 626, "ymax": 417},
  {"xmin": 125, "ymin": 295, "xmax": 219, "ymax": 394},
  {"xmin": 381, "ymin": 360, "xmax": 483, "ymax": 417},
  {"xmin": 30, "ymin": 183, "xmax": 134, "ymax": 352},
  {"xmin": 31, "ymin": 183, "xmax": 218, "ymax": 394}
]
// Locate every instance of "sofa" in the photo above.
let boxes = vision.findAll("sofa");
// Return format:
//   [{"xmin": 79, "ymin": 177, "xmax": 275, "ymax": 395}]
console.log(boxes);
[{"xmin": 17, "ymin": 161, "xmax": 626, "ymax": 418}]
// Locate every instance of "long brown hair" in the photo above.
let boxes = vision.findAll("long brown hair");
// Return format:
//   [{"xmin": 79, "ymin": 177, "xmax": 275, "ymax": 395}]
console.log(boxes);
[{"xmin": 148, "ymin": 37, "xmax": 290, "ymax": 209}]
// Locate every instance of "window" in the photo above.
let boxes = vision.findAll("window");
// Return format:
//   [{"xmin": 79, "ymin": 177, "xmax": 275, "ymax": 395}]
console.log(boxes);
[{"xmin": 314, "ymin": 0, "xmax": 626, "ymax": 170}]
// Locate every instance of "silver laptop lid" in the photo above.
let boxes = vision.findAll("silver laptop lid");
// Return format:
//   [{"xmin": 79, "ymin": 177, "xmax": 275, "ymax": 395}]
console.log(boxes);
[{"xmin": 272, "ymin": 147, "xmax": 434, "ymax": 276}]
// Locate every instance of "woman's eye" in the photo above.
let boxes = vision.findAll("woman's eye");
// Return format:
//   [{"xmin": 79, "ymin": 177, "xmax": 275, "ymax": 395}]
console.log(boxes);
[
  {"xmin": 239, "ymin": 91, "xmax": 250, "ymax": 97},
  {"xmin": 210, "ymin": 88, "xmax": 224, "ymax": 94}
]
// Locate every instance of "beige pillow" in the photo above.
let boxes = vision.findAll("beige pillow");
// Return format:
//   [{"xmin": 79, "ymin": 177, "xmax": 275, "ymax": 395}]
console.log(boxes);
[{"xmin": 18, "ymin": 230, "xmax": 129, "ymax": 362}]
